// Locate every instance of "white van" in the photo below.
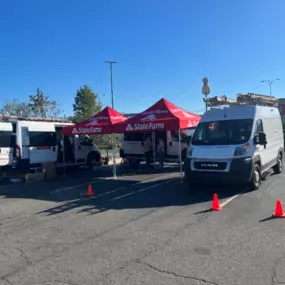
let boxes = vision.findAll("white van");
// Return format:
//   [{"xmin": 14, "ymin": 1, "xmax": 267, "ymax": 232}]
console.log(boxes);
[
  {"xmin": 120, "ymin": 129, "xmax": 195, "ymax": 164},
  {"xmin": 0, "ymin": 122, "xmax": 14, "ymax": 175},
  {"xmin": 184, "ymin": 105, "xmax": 284, "ymax": 190},
  {"xmin": 14, "ymin": 120, "xmax": 101, "ymax": 171}
]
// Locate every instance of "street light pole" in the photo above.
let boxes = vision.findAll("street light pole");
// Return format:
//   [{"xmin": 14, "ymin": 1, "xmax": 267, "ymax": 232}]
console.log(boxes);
[
  {"xmin": 261, "ymin": 79, "xmax": 279, "ymax": 96},
  {"xmin": 105, "ymin": 60, "xmax": 117, "ymax": 179},
  {"xmin": 105, "ymin": 60, "xmax": 117, "ymax": 108}
]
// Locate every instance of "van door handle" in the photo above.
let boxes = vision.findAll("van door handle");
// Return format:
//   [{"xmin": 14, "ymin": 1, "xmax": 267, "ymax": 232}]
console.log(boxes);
[{"xmin": 169, "ymin": 142, "xmax": 173, "ymax": 146}]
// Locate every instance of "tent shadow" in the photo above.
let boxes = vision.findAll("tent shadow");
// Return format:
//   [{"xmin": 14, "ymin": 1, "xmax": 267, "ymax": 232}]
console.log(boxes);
[
  {"xmin": 34, "ymin": 178, "xmax": 245, "ymax": 217},
  {"xmin": 1, "ymin": 165, "xmax": 246, "ymax": 218}
]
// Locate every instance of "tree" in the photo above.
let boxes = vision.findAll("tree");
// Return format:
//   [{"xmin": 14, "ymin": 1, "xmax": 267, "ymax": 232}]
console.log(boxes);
[
  {"xmin": 29, "ymin": 88, "xmax": 62, "ymax": 118},
  {"xmin": 0, "ymin": 99, "xmax": 30, "ymax": 116},
  {"xmin": 73, "ymin": 84, "xmax": 102, "ymax": 122}
]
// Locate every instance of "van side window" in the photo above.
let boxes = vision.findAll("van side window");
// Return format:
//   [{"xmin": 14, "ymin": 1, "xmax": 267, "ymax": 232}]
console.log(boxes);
[
  {"xmin": 255, "ymin": 119, "xmax": 264, "ymax": 134},
  {"xmin": 29, "ymin": 132, "xmax": 57, "ymax": 147},
  {"xmin": 79, "ymin": 136, "xmax": 93, "ymax": 146},
  {"xmin": 0, "ymin": 131, "xmax": 13, "ymax": 148},
  {"xmin": 124, "ymin": 133, "xmax": 145, "ymax": 141}
]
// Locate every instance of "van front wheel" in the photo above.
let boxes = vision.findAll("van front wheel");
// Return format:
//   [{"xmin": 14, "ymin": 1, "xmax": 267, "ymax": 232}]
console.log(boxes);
[
  {"xmin": 250, "ymin": 164, "xmax": 261, "ymax": 190},
  {"xmin": 273, "ymin": 153, "xmax": 283, "ymax": 174}
]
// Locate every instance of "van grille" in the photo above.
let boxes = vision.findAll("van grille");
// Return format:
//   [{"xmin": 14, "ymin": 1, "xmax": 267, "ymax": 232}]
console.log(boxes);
[{"xmin": 194, "ymin": 161, "xmax": 227, "ymax": 170}]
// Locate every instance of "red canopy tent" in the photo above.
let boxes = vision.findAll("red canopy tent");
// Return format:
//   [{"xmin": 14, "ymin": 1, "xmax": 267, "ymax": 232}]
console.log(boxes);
[
  {"xmin": 63, "ymin": 106, "xmax": 128, "ymax": 135},
  {"xmin": 113, "ymin": 98, "xmax": 201, "ymax": 182},
  {"xmin": 62, "ymin": 106, "xmax": 127, "ymax": 179},
  {"xmin": 113, "ymin": 98, "xmax": 201, "ymax": 133}
]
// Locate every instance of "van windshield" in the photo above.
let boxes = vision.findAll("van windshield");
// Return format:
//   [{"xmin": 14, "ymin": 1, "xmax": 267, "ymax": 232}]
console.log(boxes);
[
  {"xmin": 192, "ymin": 119, "xmax": 253, "ymax": 146},
  {"xmin": 0, "ymin": 131, "xmax": 14, "ymax": 148}
]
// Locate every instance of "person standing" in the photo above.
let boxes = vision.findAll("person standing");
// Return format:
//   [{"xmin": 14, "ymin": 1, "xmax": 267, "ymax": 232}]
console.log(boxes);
[
  {"xmin": 157, "ymin": 137, "xmax": 165, "ymax": 169},
  {"xmin": 143, "ymin": 136, "xmax": 152, "ymax": 166}
]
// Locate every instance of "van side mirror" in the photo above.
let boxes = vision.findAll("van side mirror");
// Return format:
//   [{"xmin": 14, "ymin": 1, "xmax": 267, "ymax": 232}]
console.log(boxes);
[{"xmin": 254, "ymin": 132, "xmax": 267, "ymax": 145}]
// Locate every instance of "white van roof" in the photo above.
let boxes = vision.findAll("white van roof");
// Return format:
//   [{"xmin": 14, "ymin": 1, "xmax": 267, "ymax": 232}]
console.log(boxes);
[
  {"xmin": 0, "ymin": 122, "xmax": 13, "ymax": 132},
  {"xmin": 201, "ymin": 105, "xmax": 280, "ymax": 122},
  {"xmin": 17, "ymin": 121, "xmax": 72, "ymax": 132}
]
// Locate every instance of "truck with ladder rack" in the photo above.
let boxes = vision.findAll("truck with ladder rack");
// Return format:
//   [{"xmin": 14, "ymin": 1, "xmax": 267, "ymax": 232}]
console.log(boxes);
[{"xmin": 184, "ymin": 93, "xmax": 284, "ymax": 190}]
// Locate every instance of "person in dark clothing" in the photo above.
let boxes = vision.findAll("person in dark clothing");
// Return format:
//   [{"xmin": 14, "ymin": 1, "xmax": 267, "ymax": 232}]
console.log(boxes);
[{"xmin": 143, "ymin": 136, "xmax": 152, "ymax": 166}]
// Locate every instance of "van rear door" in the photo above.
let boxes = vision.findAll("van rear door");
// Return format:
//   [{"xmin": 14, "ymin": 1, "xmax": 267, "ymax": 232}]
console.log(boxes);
[
  {"xmin": 0, "ymin": 123, "xmax": 13, "ymax": 167},
  {"xmin": 28, "ymin": 123, "xmax": 57, "ymax": 164},
  {"xmin": 123, "ymin": 132, "xmax": 145, "ymax": 157}
]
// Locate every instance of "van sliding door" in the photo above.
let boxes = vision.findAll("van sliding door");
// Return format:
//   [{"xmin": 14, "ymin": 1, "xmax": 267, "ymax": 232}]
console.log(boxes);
[{"xmin": 29, "ymin": 132, "xmax": 57, "ymax": 164}]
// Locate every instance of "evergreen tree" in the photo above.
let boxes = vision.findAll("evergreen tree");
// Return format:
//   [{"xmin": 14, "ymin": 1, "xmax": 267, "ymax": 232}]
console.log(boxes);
[{"xmin": 73, "ymin": 84, "xmax": 102, "ymax": 122}]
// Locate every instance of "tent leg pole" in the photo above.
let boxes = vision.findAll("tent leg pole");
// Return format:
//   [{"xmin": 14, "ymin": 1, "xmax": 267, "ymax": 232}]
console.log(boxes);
[
  {"xmin": 178, "ymin": 129, "xmax": 183, "ymax": 183},
  {"xmin": 63, "ymin": 135, "xmax": 66, "ymax": 177},
  {"xmin": 112, "ymin": 133, "xmax": 117, "ymax": 179},
  {"xmin": 152, "ymin": 131, "xmax": 156, "ymax": 169}
]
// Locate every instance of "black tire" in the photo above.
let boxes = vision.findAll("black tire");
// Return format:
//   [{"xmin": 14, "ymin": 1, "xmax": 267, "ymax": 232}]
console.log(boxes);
[
  {"xmin": 273, "ymin": 153, "xmax": 283, "ymax": 174},
  {"xmin": 183, "ymin": 157, "xmax": 192, "ymax": 187},
  {"xmin": 250, "ymin": 164, "xmax": 261, "ymax": 190}
]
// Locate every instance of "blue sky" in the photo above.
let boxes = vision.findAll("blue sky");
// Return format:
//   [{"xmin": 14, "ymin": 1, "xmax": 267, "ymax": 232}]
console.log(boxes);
[{"xmin": 0, "ymin": 0, "xmax": 284, "ymax": 116}]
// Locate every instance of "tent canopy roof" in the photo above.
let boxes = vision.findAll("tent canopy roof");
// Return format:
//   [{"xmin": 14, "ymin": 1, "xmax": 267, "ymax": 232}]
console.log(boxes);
[
  {"xmin": 114, "ymin": 98, "xmax": 201, "ymax": 133},
  {"xmin": 63, "ymin": 106, "xmax": 127, "ymax": 135}
]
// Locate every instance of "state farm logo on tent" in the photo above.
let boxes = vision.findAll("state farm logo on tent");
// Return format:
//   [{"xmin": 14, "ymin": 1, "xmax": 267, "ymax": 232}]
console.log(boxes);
[
  {"xmin": 140, "ymin": 114, "xmax": 156, "ymax": 121},
  {"xmin": 187, "ymin": 121, "xmax": 195, "ymax": 128},
  {"xmin": 125, "ymin": 122, "xmax": 164, "ymax": 132},
  {"xmin": 125, "ymin": 124, "xmax": 134, "ymax": 131},
  {"xmin": 72, "ymin": 127, "xmax": 102, "ymax": 134}
]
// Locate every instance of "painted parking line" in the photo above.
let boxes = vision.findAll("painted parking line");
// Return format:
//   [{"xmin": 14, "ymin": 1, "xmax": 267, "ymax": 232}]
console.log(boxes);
[
  {"xmin": 76, "ymin": 174, "xmax": 178, "ymax": 202},
  {"xmin": 220, "ymin": 191, "xmax": 245, "ymax": 208},
  {"xmin": 50, "ymin": 177, "xmax": 113, "ymax": 194},
  {"xmin": 50, "ymin": 172, "xmax": 179, "ymax": 196},
  {"xmin": 111, "ymin": 178, "xmax": 179, "ymax": 201}
]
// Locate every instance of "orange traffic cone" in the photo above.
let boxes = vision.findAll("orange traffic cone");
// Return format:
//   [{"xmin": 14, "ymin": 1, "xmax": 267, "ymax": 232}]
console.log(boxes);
[
  {"xmin": 211, "ymin": 193, "xmax": 222, "ymax": 211},
  {"xmin": 87, "ymin": 184, "xmax": 94, "ymax": 197},
  {"xmin": 273, "ymin": 200, "xmax": 285, "ymax": 218}
]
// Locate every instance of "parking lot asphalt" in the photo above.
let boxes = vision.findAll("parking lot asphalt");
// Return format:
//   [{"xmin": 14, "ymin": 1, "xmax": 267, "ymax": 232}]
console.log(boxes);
[{"xmin": 1, "ymin": 166, "xmax": 285, "ymax": 285}]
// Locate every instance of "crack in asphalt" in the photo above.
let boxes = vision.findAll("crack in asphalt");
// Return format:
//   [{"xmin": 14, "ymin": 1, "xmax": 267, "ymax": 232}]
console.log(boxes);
[
  {"xmin": 100, "ymin": 211, "xmax": 211, "ymax": 283},
  {"xmin": 0, "ymin": 180, "xmax": 211, "ymax": 283},
  {"xmin": 135, "ymin": 260, "xmax": 219, "ymax": 284},
  {"xmin": 13, "ymin": 247, "xmax": 33, "ymax": 266},
  {"xmin": 271, "ymin": 257, "xmax": 285, "ymax": 285},
  {"xmin": 2, "ymin": 276, "xmax": 13, "ymax": 285},
  {"xmin": 0, "ymin": 246, "xmax": 32, "ymax": 282},
  {"xmin": 38, "ymin": 280, "xmax": 78, "ymax": 285}
]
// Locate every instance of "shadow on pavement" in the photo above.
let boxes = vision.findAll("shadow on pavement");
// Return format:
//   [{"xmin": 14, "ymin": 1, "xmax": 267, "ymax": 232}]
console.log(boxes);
[
  {"xmin": 33, "ymin": 178, "xmax": 245, "ymax": 217},
  {"xmin": 259, "ymin": 216, "xmax": 276, "ymax": 222},
  {"xmin": 0, "ymin": 162, "xmax": 247, "ymax": 217}
]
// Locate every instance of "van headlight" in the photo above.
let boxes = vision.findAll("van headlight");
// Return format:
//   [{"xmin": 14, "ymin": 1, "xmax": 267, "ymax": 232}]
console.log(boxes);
[{"xmin": 234, "ymin": 143, "xmax": 249, "ymax": 157}]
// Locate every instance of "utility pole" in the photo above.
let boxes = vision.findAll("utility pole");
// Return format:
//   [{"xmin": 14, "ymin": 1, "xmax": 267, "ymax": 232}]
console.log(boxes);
[
  {"xmin": 105, "ymin": 60, "xmax": 117, "ymax": 179},
  {"xmin": 261, "ymin": 79, "xmax": 280, "ymax": 96},
  {"xmin": 105, "ymin": 60, "xmax": 117, "ymax": 108}
]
